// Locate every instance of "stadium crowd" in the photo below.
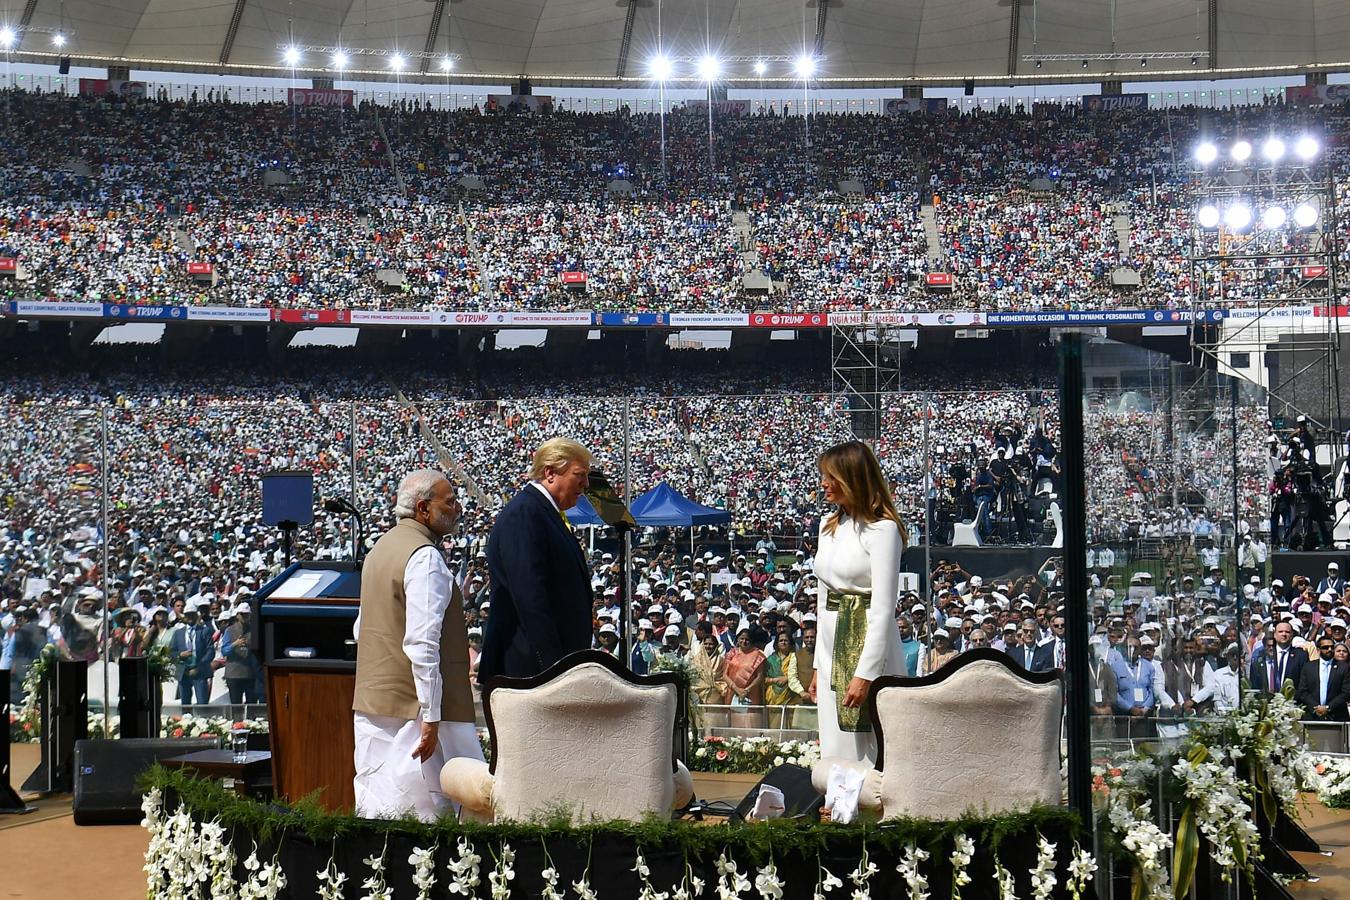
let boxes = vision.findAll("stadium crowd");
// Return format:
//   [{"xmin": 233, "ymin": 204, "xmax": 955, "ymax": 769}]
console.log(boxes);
[
  {"xmin": 1, "ymin": 89, "xmax": 1347, "ymax": 314},
  {"xmin": 0, "ymin": 348, "xmax": 1289, "ymax": 719}
]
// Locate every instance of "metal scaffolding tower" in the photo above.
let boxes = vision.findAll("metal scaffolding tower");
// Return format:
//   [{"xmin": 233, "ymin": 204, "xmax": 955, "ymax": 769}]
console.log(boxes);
[{"xmin": 830, "ymin": 321, "xmax": 904, "ymax": 442}]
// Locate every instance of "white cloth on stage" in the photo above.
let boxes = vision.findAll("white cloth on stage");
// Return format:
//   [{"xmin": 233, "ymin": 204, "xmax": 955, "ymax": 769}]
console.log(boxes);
[
  {"xmin": 813, "ymin": 514, "xmax": 905, "ymax": 765},
  {"xmin": 353, "ymin": 546, "xmax": 483, "ymax": 821},
  {"xmin": 353, "ymin": 714, "xmax": 483, "ymax": 820}
]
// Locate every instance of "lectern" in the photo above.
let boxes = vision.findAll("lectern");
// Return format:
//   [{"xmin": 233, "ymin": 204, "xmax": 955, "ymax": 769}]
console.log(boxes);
[{"xmin": 254, "ymin": 561, "xmax": 360, "ymax": 812}]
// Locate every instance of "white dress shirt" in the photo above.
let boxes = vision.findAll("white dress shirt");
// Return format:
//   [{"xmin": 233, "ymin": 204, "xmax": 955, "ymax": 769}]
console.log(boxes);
[
  {"xmin": 1195, "ymin": 664, "xmax": 1242, "ymax": 711},
  {"xmin": 531, "ymin": 480, "xmax": 560, "ymax": 512}
]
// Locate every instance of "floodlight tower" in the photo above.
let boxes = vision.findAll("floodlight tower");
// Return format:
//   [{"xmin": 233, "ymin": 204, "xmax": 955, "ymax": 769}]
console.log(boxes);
[{"xmin": 1188, "ymin": 134, "xmax": 1341, "ymax": 428}]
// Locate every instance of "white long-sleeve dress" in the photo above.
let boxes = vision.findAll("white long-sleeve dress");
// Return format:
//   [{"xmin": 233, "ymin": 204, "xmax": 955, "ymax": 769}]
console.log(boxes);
[{"xmin": 813, "ymin": 514, "xmax": 906, "ymax": 763}]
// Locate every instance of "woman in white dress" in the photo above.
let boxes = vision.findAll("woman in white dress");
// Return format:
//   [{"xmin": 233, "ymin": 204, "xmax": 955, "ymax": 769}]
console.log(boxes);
[{"xmin": 810, "ymin": 440, "xmax": 908, "ymax": 764}]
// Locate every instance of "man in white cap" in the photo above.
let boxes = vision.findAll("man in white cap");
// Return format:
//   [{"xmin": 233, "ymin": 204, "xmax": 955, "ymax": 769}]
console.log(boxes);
[
  {"xmin": 659, "ymin": 623, "xmax": 686, "ymax": 657},
  {"xmin": 220, "ymin": 601, "xmax": 261, "ymax": 704},
  {"xmin": 1318, "ymin": 562, "xmax": 1345, "ymax": 597}
]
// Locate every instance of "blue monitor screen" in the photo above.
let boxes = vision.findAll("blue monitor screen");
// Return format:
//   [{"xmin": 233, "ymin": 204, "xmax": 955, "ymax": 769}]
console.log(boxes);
[{"xmin": 261, "ymin": 471, "xmax": 314, "ymax": 526}]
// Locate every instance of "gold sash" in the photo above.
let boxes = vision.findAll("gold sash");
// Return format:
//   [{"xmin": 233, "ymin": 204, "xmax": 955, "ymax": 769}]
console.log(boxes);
[{"xmin": 826, "ymin": 589, "xmax": 872, "ymax": 733}]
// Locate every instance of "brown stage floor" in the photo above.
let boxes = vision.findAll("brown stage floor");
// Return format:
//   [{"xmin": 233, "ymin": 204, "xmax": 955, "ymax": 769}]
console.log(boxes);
[{"xmin": 7, "ymin": 745, "xmax": 1350, "ymax": 900}]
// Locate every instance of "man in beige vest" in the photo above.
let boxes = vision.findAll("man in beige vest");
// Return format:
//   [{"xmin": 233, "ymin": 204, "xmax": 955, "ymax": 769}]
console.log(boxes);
[{"xmin": 353, "ymin": 469, "xmax": 481, "ymax": 820}]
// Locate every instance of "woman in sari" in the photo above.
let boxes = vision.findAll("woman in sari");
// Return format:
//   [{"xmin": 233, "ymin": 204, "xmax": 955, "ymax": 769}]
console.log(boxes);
[
  {"xmin": 764, "ymin": 633, "xmax": 796, "ymax": 707},
  {"xmin": 725, "ymin": 629, "xmax": 767, "ymax": 727},
  {"xmin": 689, "ymin": 634, "xmax": 729, "ymax": 705}
]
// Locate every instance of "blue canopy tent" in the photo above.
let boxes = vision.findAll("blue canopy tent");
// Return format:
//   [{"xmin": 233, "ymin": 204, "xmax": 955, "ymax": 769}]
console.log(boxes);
[
  {"xmin": 629, "ymin": 483, "xmax": 731, "ymax": 527},
  {"xmin": 564, "ymin": 494, "xmax": 606, "ymax": 527}
]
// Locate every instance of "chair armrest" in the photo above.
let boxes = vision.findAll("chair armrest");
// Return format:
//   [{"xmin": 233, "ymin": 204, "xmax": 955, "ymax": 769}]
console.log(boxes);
[
  {"xmin": 811, "ymin": 758, "xmax": 882, "ymax": 812},
  {"xmin": 441, "ymin": 757, "xmax": 494, "ymax": 821},
  {"xmin": 672, "ymin": 761, "xmax": 694, "ymax": 810}
]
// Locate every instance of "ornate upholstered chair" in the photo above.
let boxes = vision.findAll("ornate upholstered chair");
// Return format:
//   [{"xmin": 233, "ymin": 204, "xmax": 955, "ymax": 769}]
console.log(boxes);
[
  {"xmin": 811, "ymin": 649, "xmax": 1063, "ymax": 820},
  {"xmin": 441, "ymin": 650, "xmax": 694, "ymax": 823}
]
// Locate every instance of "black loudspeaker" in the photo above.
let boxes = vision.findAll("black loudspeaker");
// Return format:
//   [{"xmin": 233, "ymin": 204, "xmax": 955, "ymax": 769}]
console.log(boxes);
[
  {"xmin": 21, "ymin": 660, "xmax": 87, "ymax": 794},
  {"xmin": 58, "ymin": 57, "xmax": 70, "ymax": 75},
  {"xmin": 731, "ymin": 764, "xmax": 824, "ymax": 821},
  {"xmin": 117, "ymin": 656, "xmax": 161, "ymax": 740},
  {"xmin": 73, "ymin": 738, "xmax": 218, "ymax": 825},
  {"xmin": 964, "ymin": 79, "xmax": 975, "ymax": 96}
]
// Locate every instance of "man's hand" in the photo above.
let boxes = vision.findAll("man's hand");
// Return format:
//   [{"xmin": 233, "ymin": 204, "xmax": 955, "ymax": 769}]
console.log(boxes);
[
  {"xmin": 808, "ymin": 672, "xmax": 817, "ymax": 703},
  {"xmin": 1130, "ymin": 706, "xmax": 1145, "ymax": 717},
  {"xmin": 410, "ymin": 721, "xmax": 439, "ymax": 762},
  {"xmin": 842, "ymin": 676, "xmax": 872, "ymax": 709},
  {"xmin": 1316, "ymin": 705, "xmax": 1330, "ymax": 717}
]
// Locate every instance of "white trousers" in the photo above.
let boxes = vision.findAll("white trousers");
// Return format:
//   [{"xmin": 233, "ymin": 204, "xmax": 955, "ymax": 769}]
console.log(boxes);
[{"xmin": 353, "ymin": 712, "xmax": 483, "ymax": 821}]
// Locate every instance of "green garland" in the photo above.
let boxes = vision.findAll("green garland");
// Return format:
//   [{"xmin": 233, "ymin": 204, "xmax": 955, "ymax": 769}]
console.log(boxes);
[{"xmin": 144, "ymin": 764, "xmax": 1079, "ymax": 861}]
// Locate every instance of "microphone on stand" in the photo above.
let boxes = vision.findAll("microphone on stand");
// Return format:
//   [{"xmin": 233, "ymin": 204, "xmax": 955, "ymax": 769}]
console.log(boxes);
[{"xmin": 322, "ymin": 497, "xmax": 365, "ymax": 564}]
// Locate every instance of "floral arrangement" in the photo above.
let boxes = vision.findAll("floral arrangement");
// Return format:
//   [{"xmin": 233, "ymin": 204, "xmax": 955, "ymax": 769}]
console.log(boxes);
[
  {"xmin": 1304, "ymin": 755, "xmax": 1350, "ymax": 808},
  {"xmin": 144, "ymin": 765, "xmax": 1083, "ymax": 900},
  {"xmin": 689, "ymin": 735, "xmax": 820, "ymax": 774},
  {"xmin": 11, "ymin": 711, "xmax": 270, "ymax": 743},
  {"xmin": 1091, "ymin": 756, "xmax": 1172, "ymax": 900},
  {"xmin": 1170, "ymin": 744, "xmax": 1261, "ymax": 893}
]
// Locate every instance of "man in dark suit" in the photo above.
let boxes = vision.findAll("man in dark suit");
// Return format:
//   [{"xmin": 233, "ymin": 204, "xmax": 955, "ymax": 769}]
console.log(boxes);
[
  {"xmin": 1031, "ymin": 613, "xmax": 1067, "ymax": 672},
  {"xmin": 478, "ymin": 438, "xmax": 595, "ymax": 682},
  {"xmin": 170, "ymin": 605, "xmax": 215, "ymax": 705},
  {"xmin": 1250, "ymin": 620, "xmax": 1304, "ymax": 696},
  {"xmin": 1296, "ymin": 636, "xmax": 1350, "ymax": 721}
]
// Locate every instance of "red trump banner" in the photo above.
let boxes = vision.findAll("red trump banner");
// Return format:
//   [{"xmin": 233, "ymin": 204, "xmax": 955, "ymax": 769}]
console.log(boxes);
[
  {"xmin": 287, "ymin": 88, "xmax": 355, "ymax": 107},
  {"xmin": 749, "ymin": 313, "xmax": 828, "ymax": 328}
]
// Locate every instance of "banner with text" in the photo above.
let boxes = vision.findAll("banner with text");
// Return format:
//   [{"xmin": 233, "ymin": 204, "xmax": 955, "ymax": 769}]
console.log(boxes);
[
  {"xmin": 684, "ymin": 99, "xmax": 751, "ymax": 116},
  {"xmin": 428, "ymin": 311, "xmax": 593, "ymax": 327},
  {"xmin": 1081, "ymin": 93, "xmax": 1148, "ymax": 112},
  {"xmin": 104, "ymin": 304, "xmax": 187, "ymax": 320},
  {"xmin": 829, "ymin": 311, "xmax": 988, "ymax": 327},
  {"xmin": 287, "ymin": 88, "xmax": 355, "ymax": 107},
  {"xmin": 667, "ymin": 313, "xmax": 750, "ymax": 327},
  {"xmin": 14, "ymin": 301, "xmax": 104, "ymax": 317},
  {"xmin": 349, "ymin": 310, "xmax": 440, "ymax": 325},
  {"xmin": 185, "ymin": 306, "xmax": 273, "ymax": 322},
  {"xmin": 749, "ymin": 312, "xmax": 828, "ymax": 328},
  {"xmin": 1222, "ymin": 305, "xmax": 1315, "ymax": 321},
  {"xmin": 987, "ymin": 309, "xmax": 1223, "ymax": 326}
]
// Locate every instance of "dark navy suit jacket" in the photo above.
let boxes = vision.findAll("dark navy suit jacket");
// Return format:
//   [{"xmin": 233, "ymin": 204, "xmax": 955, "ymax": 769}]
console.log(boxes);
[{"xmin": 478, "ymin": 485, "xmax": 594, "ymax": 682}]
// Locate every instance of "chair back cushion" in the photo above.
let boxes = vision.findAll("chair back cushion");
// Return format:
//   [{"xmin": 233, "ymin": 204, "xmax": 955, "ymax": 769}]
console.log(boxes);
[
  {"xmin": 489, "ymin": 659, "xmax": 677, "ymax": 822},
  {"xmin": 872, "ymin": 655, "xmax": 1062, "ymax": 819}
]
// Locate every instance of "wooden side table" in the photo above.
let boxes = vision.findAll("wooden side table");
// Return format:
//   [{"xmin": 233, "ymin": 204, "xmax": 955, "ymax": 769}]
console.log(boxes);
[{"xmin": 162, "ymin": 749, "xmax": 273, "ymax": 799}]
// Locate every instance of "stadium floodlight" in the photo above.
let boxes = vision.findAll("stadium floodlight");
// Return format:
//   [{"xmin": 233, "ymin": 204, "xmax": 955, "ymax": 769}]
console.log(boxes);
[
  {"xmin": 388, "ymin": 54, "xmax": 406, "ymax": 71},
  {"xmin": 1194, "ymin": 142, "xmax": 1218, "ymax": 165},
  {"xmin": 1230, "ymin": 140, "xmax": 1252, "ymax": 162},
  {"xmin": 1196, "ymin": 204, "xmax": 1221, "ymax": 229},
  {"xmin": 648, "ymin": 54, "xmax": 672, "ymax": 82},
  {"xmin": 1261, "ymin": 206, "xmax": 1286, "ymax": 229},
  {"xmin": 283, "ymin": 46, "xmax": 301, "ymax": 66},
  {"xmin": 1223, "ymin": 202, "xmax": 1253, "ymax": 231},
  {"xmin": 438, "ymin": 57, "xmax": 453, "ymax": 72},
  {"xmin": 1261, "ymin": 137, "xmax": 1285, "ymax": 162},
  {"xmin": 794, "ymin": 54, "xmax": 816, "ymax": 79},
  {"xmin": 753, "ymin": 59, "xmax": 766, "ymax": 76},
  {"xmin": 1295, "ymin": 136, "xmax": 1319, "ymax": 160},
  {"xmin": 697, "ymin": 54, "xmax": 721, "ymax": 82},
  {"xmin": 0, "ymin": 27, "xmax": 15, "ymax": 49},
  {"xmin": 1293, "ymin": 203, "xmax": 1319, "ymax": 228},
  {"xmin": 51, "ymin": 32, "xmax": 65, "ymax": 48},
  {"xmin": 330, "ymin": 51, "xmax": 348, "ymax": 69}
]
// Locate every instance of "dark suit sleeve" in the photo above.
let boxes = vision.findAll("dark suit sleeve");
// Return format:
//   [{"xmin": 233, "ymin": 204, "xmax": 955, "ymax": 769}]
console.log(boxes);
[
  {"xmin": 1295, "ymin": 663, "xmax": 1317, "ymax": 711},
  {"xmin": 494, "ymin": 504, "xmax": 568, "ymax": 672},
  {"xmin": 1329, "ymin": 667, "xmax": 1350, "ymax": 718}
]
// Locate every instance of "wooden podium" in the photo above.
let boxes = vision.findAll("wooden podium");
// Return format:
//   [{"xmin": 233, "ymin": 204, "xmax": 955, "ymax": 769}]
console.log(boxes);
[{"xmin": 254, "ymin": 561, "xmax": 361, "ymax": 812}]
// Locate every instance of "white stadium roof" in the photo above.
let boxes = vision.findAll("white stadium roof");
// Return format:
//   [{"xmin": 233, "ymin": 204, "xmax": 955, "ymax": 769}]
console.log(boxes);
[{"xmin": 2, "ymin": 0, "xmax": 1350, "ymax": 87}]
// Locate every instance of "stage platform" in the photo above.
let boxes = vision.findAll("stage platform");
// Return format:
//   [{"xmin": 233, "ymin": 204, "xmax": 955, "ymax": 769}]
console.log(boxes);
[{"xmin": 8, "ymin": 740, "xmax": 1350, "ymax": 900}]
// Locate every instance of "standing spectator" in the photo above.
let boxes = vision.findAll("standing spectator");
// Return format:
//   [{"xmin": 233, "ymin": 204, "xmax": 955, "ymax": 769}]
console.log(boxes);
[
  {"xmin": 221, "ymin": 604, "xmax": 261, "ymax": 704},
  {"xmin": 170, "ymin": 605, "xmax": 214, "ymax": 705}
]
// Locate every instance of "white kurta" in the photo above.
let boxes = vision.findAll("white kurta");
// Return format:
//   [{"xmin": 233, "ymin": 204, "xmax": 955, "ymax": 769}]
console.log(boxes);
[
  {"xmin": 353, "ymin": 545, "xmax": 485, "ymax": 821},
  {"xmin": 813, "ymin": 515, "xmax": 905, "ymax": 764}
]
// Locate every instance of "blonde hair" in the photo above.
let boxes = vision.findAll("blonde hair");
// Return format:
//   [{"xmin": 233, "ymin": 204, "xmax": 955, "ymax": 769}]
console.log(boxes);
[
  {"xmin": 529, "ymin": 438, "xmax": 593, "ymax": 481},
  {"xmin": 818, "ymin": 440, "xmax": 908, "ymax": 543}
]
